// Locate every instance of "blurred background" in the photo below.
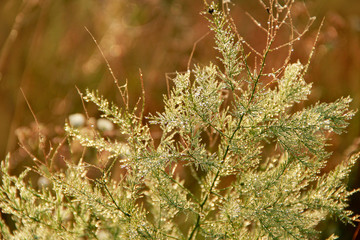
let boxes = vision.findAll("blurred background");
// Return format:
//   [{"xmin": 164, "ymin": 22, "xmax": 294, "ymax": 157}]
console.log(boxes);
[{"xmin": 0, "ymin": 0, "xmax": 359, "ymax": 238}]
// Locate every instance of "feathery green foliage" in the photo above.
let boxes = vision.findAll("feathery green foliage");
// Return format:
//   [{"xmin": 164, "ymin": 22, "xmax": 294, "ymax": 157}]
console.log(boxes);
[{"xmin": 1, "ymin": 1, "xmax": 359, "ymax": 239}]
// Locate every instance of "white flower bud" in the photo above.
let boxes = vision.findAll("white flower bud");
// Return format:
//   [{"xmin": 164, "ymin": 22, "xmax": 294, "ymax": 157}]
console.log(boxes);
[
  {"xmin": 69, "ymin": 113, "xmax": 85, "ymax": 127},
  {"xmin": 97, "ymin": 118, "xmax": 114, "ymax": 131}
]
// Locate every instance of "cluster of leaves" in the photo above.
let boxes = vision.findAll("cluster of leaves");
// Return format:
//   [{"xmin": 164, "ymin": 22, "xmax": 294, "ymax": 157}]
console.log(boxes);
[{"xmin": 0, "ymin": 1, "xmax": 359, "ymax": 239}]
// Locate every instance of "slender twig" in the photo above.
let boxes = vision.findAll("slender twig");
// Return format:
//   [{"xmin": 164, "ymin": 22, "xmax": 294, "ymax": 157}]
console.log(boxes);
[
  {"xmin": 187, "ymin": 31, "xmax": 211, "ymax": 71},
  {"xmin": 20, "ymin": 88, "xmax": 48, "ymax": 164},
  {"xmin": 101, "ymin": 180, "xmax": 132, "ymax": 217},
  {"xmin": 85, "ymin": 27, "xmax": 128, "ymax": 107},
  {"xmin": 160, "ymin": 169, "xmax": 200, "ymax": 204},
  {"xmin": 139, "ymin": 69, "xmax": 146, "ymax": 123}
]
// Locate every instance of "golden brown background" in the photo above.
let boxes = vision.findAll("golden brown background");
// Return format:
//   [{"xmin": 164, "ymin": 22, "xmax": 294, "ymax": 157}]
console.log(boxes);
[{"xmin": 1, "ymin": 0, "xmax": 359, "ymax": 238}]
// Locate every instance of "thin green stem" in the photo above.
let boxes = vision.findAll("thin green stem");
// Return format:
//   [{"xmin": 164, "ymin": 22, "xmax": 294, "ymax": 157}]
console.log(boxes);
[
  {"xmin": 101, "ymin": 180, "xmax": 132, "ymax": 218},
  {"xmin": 160, "ymin": 169, "xmax": 200, "ymax": 204},
  {"xmin": 188, "ymin": 35, "xmax": 274, "ymax": 239}
]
